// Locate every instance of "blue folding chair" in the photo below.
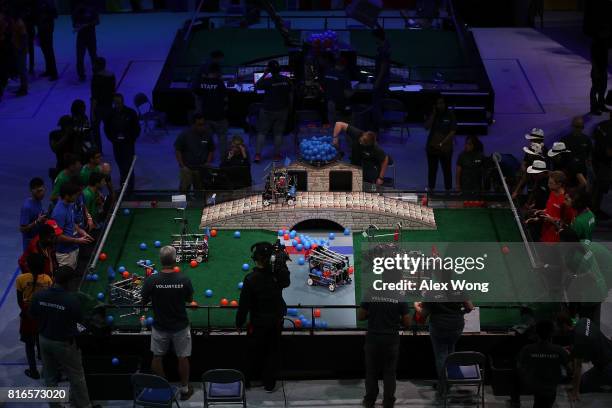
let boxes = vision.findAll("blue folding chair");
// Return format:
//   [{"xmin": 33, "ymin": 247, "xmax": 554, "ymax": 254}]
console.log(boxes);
[
  {"xmin": 131, "ymin": 373, "xmax": 181, "ymax": 408},
  {"xmin": 442, "ymin": 351, "xmax": 486, "ymax": 408},
  {"xmin": 202, "ymin": 369, "xmax": 247, "ymax": 407}
]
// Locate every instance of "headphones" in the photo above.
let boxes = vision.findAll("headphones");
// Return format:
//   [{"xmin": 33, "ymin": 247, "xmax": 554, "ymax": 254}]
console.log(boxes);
[{"xmin": 250, "ymin": 242, "xmax": 275, "ymax": 264}]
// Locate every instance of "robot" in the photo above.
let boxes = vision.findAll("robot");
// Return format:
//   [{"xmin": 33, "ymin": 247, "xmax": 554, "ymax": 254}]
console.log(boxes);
[
  {"xmin": 262, "ymin": 166, "xmax": 297, "ymax": 207},
  {"xmin": 171, "ymin": 208, "xmax": 209, "ymax": 263},
  {"xmin": 306, "ymin": 246, "xmax": 351, "ymax": 292}
]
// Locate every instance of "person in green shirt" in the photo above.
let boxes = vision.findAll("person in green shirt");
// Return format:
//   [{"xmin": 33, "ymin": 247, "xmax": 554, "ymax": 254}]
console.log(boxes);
[
  {"xmin": 50, "ymin": 153, "xmax": 82, "ymax": 202},
  {"xmin": 583, "ymin": 239, "xmax": 612, "ymax": 291},
  {"xmin": 570, "ymin": 190, "xmax": 596, "ymax": 241},
  {"xmin": 80, "ymin": 150, "xmax": 102, "ymax": 185},
  {"xmin": 83, "ymin": 172, "xmax": 106, "ymax": 228}
]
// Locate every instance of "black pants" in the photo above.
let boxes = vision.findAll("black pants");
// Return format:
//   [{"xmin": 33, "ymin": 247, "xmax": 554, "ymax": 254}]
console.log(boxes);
[
  {"xmin": 427, "ymin": 151, "xmax": 453, "ymax": 190},
  {"xmin": 76, "ymin": 26, "xmax": 97, "ymax": 78},
  {"xmin": 38, "ymin": 21, "xmax": 58, "ymax": 77},
  {"xmin": 23, "ymin": 334, "xmax": 40, "ymax": 373},
  {"xmin": 112, "ymin": 144, "xmax": 135, "ymax": 192},
  {"xmin": 246, "ymin": 325, "xmax": 282, "ymax": 389},
  {"xmin": 533, "ymin": 390, "xmax": 556, "ymax": 408},
  {"xmin": 590, "ymin": 39, "xmax": 609, "ymax": 111},
  {"xmin": 592, "ymin": 160, "xmax": 611, "ymax": 213},
  {"xmin": 92, "ymin": 104, "xmax": 112, "ymax": 154},
  {"xmin": 364, "ymin": 334, "xmax": 400, "ymax": 407},
  {"xmin": 25, "ymin": 19, "xmax": 36, "ymax": 72}
]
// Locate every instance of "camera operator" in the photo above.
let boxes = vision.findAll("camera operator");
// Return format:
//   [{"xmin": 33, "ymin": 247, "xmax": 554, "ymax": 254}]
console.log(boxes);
[{"xmin": 236, "ymin": 241, "xmax": 290, "ymax": 392}]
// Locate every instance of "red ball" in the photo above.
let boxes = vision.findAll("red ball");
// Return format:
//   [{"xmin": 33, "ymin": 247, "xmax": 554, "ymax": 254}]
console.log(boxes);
[
  {"xmin": 173, "ymin": 266, "xmax": 180, "ymax": 273},
  {"xmin": 295, "ymin": 237, "xmax": 301, "ymax": 244},
  {"xmin": 122, "ymin": 271, "xmax": 130, "ymax": 279},
  {"xmin": 323, "ymin": 271, "xmax": 331, "ymax": 278},
  {"xmin": 190, "ymin": 301, "xmax": 198, "ymax": 308},
  {"xmin": 313, "ymin": 309, "xmax": 321, "ymax": 318},
  {"xmin": 146, "ymin": 268, "xmax": 153, "ymax": 276},
  {"xmin": 230, "ymin": 300, "xmax": 238, "ymax": 307},
  {"xmin": 210, "ymin": 229, "xmax": 218, "ymax": 237},
  {"xmin": 190, "ymin": 260, "xmax": 198, "ymax": 268},
  {"xmin": 311, "ymin": 243, "xmax": 318, "ymax": 249},
  {"xmin": 220, "ymin": 298, "xmax": 229, "ymax": 307},
  {"xmin": 421, "ymin": 196, "xmax": 428, "ymax": 206},
  {"xmin": 283, "ymin": 234, "xmax": 289, "ymax": 240},
  {"xmin": 502, "ymin": 246, "xmax": 510, "ymax": 255},
  {"xmin": 348, "ymin": 266, "xmax": 354, "ymax": 275},
  {"xmin": 294, "ymin": 319, "xmax": 302, "ymax": 328},
  {"xmin": 99, "ymin": 252, "xmax": 107, "ymax": 262}
]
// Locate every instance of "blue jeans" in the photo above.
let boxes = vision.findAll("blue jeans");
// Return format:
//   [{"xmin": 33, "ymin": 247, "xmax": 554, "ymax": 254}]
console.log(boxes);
[
  {"xmin": 581, "ymin": 361, "xmax": 612, "ymax": 393},
  {"xmin": 429, "ymin": 323, "xmax": 463, "ymax": 388}
]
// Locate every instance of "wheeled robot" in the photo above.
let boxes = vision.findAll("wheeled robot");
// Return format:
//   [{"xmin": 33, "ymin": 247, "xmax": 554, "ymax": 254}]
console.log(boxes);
[
  {"xmin": 306, "ymin": 246, "xmax": 351, "ymax": 292},
  {"xmin": 262, "ymin": 166, "xmax": 297, "ymax": 207}
]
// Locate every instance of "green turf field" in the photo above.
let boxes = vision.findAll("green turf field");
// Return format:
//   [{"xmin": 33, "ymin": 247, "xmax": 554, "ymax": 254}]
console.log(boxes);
[{"xmin": 80, "ymin": 206, "xmax": 553, "ymax": 331}]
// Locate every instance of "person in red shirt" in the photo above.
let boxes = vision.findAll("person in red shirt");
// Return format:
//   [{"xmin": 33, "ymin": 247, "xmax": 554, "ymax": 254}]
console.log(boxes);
[
  {"xmin": 18, "ymin": 223, "xmax": 59, "ymax": 278},
  {"xmin": 528, "ymin": 171, "xmax": 567, "ymax": 243}
]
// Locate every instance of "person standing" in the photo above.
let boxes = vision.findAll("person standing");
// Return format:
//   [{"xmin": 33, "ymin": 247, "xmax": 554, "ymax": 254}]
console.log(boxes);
[
  {"xmin": 583, "ymin": 0, "xmax": 612, "ymax": 115},
  {"xmin": 30, "ymin": 266, "xmax": 100, "ymax": 408},
  {"xmin": 49, "ymin": 116, "xmax": 80, "ymax": 176},
  {"xmin": 425, "ymin": 97, "xmax": 457, "ymax": 191},
  {"xmin": 192, "ymin": 62, "xmax": 228, "ymax": 159},
  {"xmin": 569, "ymin": 190, "xmax": 596, "ymax": 241},
  {"xmin": 358, "ymin": 269, "xmax": 411, "ymax": 408},
  {"xmin": 141, "ymin": 246, "xmax": 195, "ymax": 401},
  {"xmin": 591, "ymin": 92, "xmax": 612, "ymax": 219},
  {"xmin": 71, "ymin": 99, "xmax": 95, "ymax": 156},
  {"xmin": 20, "ymin": 177, "xmax": 47, "ymax": 251},
  {"xmin": 51, "ymin": 183, "xmax": 93, "ymax": 269},
  {"xmin": 91, "ymin": 57, "xmax": 116, "ymax": 153},
  {"xmin": 36, "ymin": 0, "xmax": 58, "ymax": 80},
  {"xmin": 530, "ymin": 171, "xmax": 567, "ymax": 243},
  {"xmin": 50, "ymin": 153, "xmax": 82, "ymax": 202},
  {"xmin": 456, "ymin": 135, "xmax": 485, "ymax": 196},
  {"xmin": 254, "ymin": 60, "xmax": 292, "ymax": 162},
  {"xmin": 71, "ymin": 0, "xmax": 98, "ymax": 81},
  {"xmin": 518, "ymin": 320, "xmax": 569, "ymax": 408},
  {"xmin": 371, "ymin": 28, "xmax": 391, "ymax": 133},
  {"xmin": 82, "ymin": 172, "xmax": 105, "ymax": 229},
  {"xmin": 561, "ymin": 116, "xmax": 592, "ymax": 169},
  {"xmin": 174, "ymin": 113, "xmax": 215, "ymax": 192},
  {"xmin": 322, "ymin": 56, "xmax": 352, "ymax": 125},
  {"xmin": 104, "ymin": 93, "xmax": 140, "ymax": 191},
  {"xmin": 236, "ymin": 242, "xmax": 290, "ymax": 392},
  {"xmin": 16, "ymin": 253, "xmax": 53, "ymax": 379},
  {"xmin": 18, "ymin": 223, "xmax": 58, "ymax": 279},
  {"xmin": 10, "ymin": 13, "xmax": 28, "ymax": 96}
]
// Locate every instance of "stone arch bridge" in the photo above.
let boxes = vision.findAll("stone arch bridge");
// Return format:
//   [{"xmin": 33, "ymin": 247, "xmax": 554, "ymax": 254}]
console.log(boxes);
[{"xmin": 200, "ymin": 192, "xmax": 436, "ymax": 231}]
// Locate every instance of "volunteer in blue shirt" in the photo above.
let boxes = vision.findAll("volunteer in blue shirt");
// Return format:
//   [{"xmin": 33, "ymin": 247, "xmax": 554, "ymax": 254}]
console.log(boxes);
[
  {"xmin": 20, "ymin": 177, "xmax": 48, "ymax": 251},
  {"xmin": 30, "ymin": 266, "xmax": 100, "ymax": 408},
  {"xmin": 50, "ymin": 182, "xmax": 93, "ymax": 270}
]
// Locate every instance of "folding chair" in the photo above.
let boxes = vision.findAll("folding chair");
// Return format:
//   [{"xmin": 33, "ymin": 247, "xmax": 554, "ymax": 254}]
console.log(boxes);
[
  {"xmin": 245, "ymin": 103, "xmax": 263, "ymax": 146},
  {"xmin": 293, "ymin": 110, "xmax": 322, "ymax": 152},
  {"xmin": 442, "ymin": 351, "xmax": 486, "ymax": 408},
  {"xmin": 202, "ymin": 369, "xmax": 247, "ymax": 407},
  {"xmin": 131, "ymin": 373, "xmax": 181, "ymax": 408},
  {"xmin": 133, "ymin": 92, "xmax": 168, "ymax": 135},
  {"xmin": 381, "ymin": 98, "xmax": 409, "ymax": 143}
]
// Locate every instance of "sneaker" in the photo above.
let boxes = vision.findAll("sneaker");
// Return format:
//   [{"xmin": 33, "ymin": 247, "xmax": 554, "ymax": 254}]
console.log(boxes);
[
  {"xmin": 24, "ymin": 369, "xmax": 40, "ymax": 379},
  {"xmin": 254, "ymin": 154, "xmax": 261, "ymax": 163},
  {"xmin": 179, "ymin": 384, "xmax": 193, "ymax": 400},
  {"xmin": 362, "ymin": 398, "xmax": 375, "ymax": 408}
]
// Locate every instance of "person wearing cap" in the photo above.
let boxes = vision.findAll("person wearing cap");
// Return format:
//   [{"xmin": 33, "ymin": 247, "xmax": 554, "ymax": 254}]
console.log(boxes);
[
  {"xmin": 141, "ymin": 246, "xmax": 195, "ymax": 400},
  {"xmin": 236, "ymin": 241, "xmax": 290, "ymax": 392},
  {"xmin": 456, "ymin": 135, "xmax": 485, "ymax": 196},
  {"xmin": 191, "ymin": 62, "xmax": 228, "ymax": 159},
  {"xmin": 548, "ymin": 142, "xmax": 588, "ymax": 190},
  {"xmin": 20, "ymin": 178, "xmax": 48, "ymax": 251},
  {"xmin": 16, "ymin": 253, "xmax": 53, "ymax": 380},
  {"xmin": 18, "ymin": 223, "xmax": 59, "ymax": 279},
  {"xmin": 30, "ymin": 266, "xmax": 100, "ymax": 408},
  {"xmin": 50, "ymin": 153, "xmax": 82, "ymax": 203},
  {"xmin": 561, "ymin": 116, "xmax": 592, "ymax": 169},
  {"xmin": 591, "ymin": 90, "xmax": 612, "ymax": 219},
  {"xmin": 51, "ymin": 182, "xmax": 94, "ymax": 270},
  {"xmin": 254, "ymin": 60, "xmax": 293, "ymax": 163},
  {"xmin": 511, "ymin": 128, "xmax": 548, "ymax": 200}
]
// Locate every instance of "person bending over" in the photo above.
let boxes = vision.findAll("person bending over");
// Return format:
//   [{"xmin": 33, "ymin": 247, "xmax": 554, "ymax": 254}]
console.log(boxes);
[
  {"xmin": 333, "ymin": 121, "xmax": 390, "ymax": 185},
  {"xmin": 141, "ymin": 246, "xmax": 195, "ymax": 401},
  {"xmin": 236, "ymin": 241, "xmax": 290, "ymax": 392}
]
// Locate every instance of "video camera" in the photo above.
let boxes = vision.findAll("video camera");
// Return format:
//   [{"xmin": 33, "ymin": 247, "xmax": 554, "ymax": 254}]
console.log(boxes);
[{"xmin": 271, "ymin": 239, "xmax": 291, "ymax": 266}]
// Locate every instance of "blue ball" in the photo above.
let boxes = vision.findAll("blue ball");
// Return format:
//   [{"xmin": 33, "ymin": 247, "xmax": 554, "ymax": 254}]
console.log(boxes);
[
  {"xmin": 97, "ymin": 292, "xmax": 104, "ymax": 300},
  {"xmin": 85, "ymin": 274, "xmax": 92, "ymax": 281},
  {"xmin": 122, "ymin": 208, "xmax": 130, "ymax": 216},
  {"xmin": 234, "ymin": 231, "xmax": 241, "ymax": 238},
  {"xmin": 291, "ymin": 239, "xmax": 298, "ymax": 246},
  {"xmin": 108, "ymin": 272, "xmax": 115, "ymax": 280},
  {"xmin": 111, "ymin": 357, "xmax": 119, "ymax": 366},
  {"xmin": 145, "ymin": 260, "xmax": 152, "ymax": 266},
  {"xmin": 242, "ymin": 263, "xmax": 250, "ymax": 271},
  {"xmin": 205, "ymin": 289, "xmax": 213, "ymax": 297},
  {"xmin": 278, "ymin": 230, "xmax": 283, "ymax": 236},
  {"xmin": 344, "ymin": 228, "xmax": 351, "ymax": 236},
  {"xmin": 298, "ymin": 257, "xmax": 305, "ymax": 265},
  {"xmin": 139, "ymin": 243, "xmax": 147, "ymax": 250},
  {"xmin": 302, "ymin": 319, "xmax": 312, "ymax": 328},
  {"xmin": 146, "ymin": 317, "xmax": 154, "ymax": 326},
  {"xmin": 238, "ymin": 282, "xmax": 244, "ymax": 289},
  {"xmin": 303, "ymin": 242, "xmax": 311, "ymax": 250},
  {"xmin": 154, "ymin": 240, "xmax": 161, "ymax": 248},
  {"xmin": 153, "ymin": 269, "xmax": 158, "ymax": 275},
  {"xmin": 298, "ymin": 314, "xmax": 305, "ymax": 320},
  {"xmin": 289, "ymin": 230, "xmax": 297, "ymax": 238},
  {"xmin": 106, "ymin": 315, "xmax": 114, "ymax": 324},
  {"xmin": 92, "ymin": 274, "xmax": 99, "ymax": 281},
  {"xmin": 287, "ymin": 308, "xmax": 298, "ymax": 316},
  {"xmin": 118, "ymin": 266, "xmax": 126, "ymax": 273},
  {"xmin": 316, "ymin": 270, "xmax": 323, "ymax": 277},
  {"xmin": 282, "ymin": 229, "xmax": 287, "ymax": 235},
  {"xmin": 296, "ymin": 243, "xmax": 303, "ymax": 251},
  {"xmin": 329, "ymin": 233, "xmax": 335, "ymax": 240}
]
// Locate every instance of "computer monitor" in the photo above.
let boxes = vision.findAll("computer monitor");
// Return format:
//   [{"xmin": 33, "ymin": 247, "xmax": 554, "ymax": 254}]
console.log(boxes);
[{"xmin": 253, "ymin": 72, "xmax": 292, "ymax": 84}]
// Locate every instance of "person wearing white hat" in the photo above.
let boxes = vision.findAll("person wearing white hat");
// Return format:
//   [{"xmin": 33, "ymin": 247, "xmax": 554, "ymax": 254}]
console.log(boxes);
[
  {"xmin": 525, "ymin": 128, "xmax": 545, "ymax": 141},
  {"xmin": 512, "ymin": 132, "xmax": 548, "ymax": 199},
  {"xmin": 548, "ymin": 142, "xmax": 588, "ymax": 190},
  {"xmin": 522, "ymin": 159, "xmax": 550, "ymax": 241},
  {"xmin": 591, "ymin": 90, "xmax": 612, "ymax": 219}
]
